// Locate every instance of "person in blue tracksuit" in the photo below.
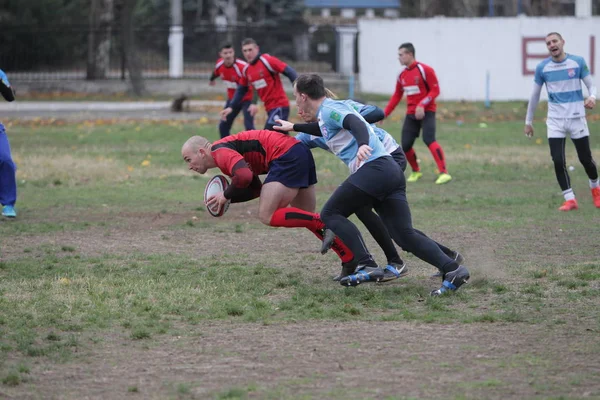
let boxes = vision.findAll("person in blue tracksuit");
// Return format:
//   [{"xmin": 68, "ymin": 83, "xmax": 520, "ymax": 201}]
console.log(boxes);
[{"xmin": 0, "ymin": 69, "xmax": 17, "ymax": 218}]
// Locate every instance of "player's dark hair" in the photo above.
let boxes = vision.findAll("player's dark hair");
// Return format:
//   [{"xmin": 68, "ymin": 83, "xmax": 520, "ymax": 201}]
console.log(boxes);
[
  {"xmin": 241, "ymin": 38, "xmax": 257, "ymax": 47},
  {"xmin": 220, "ymin": 43, "xmax": 233, "ymax": 51},
  {"xmin": 399, "ymin": 42, "xmax": 415, "ymax": 57},
  {"xmin": 546, "ymin": 32, "xmax": 563, "ymax": 41},
  {"xmin": 294, "ymin": 74, "xmax": 326, "ymax": 100}
]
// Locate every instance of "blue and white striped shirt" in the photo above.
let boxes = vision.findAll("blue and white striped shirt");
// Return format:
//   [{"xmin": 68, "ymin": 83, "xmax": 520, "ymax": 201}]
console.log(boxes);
[{"xmin": 534, "ymin": 54, "xmax": 590, "ymax": 119}]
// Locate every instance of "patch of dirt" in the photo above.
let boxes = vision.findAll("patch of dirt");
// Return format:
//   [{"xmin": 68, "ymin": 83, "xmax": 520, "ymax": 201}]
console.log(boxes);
[
  {"xmin": 2, "ymin": 206, "xmax": 600, "ymax": 399},
  {"xmin": 3, "ymin": 321, "xmax": 599, "ymax": 399}
]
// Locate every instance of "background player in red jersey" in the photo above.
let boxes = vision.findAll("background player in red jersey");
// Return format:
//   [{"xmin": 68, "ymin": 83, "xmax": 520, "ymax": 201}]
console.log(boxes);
[
  {"xmin": 219, "ymin": 38, "xmax": 298, "ymax": 132},
  {"xmin": 181, "ymin": 131, "xmax": 354, "ymax": 266},
  {"xmin": 384, "ymin": 43, "xmax": 452, "ymax": 185},
  {"xmin": 209, "ymin": 43, "xmax": 255, "ymax": 138}
]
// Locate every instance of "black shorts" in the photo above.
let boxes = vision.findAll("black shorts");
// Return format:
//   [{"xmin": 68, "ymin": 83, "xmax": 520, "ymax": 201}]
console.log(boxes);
[
  {"xmin": 402, "ymin": 111, "xmax": 436, "ymax": 145},
  {"xmin": 347, "ymin": 156, "xmax": 405, "ymax": 201}
]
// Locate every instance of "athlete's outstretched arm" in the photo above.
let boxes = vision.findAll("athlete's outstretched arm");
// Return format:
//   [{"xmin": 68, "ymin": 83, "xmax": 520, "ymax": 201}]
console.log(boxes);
[
  {"xmin": 292, "ymin": 122, "xmax": 322, "ymax": 136},
  {"xmin": 360, "ymin": 105, "xmax": 385, "ymax": 123}
]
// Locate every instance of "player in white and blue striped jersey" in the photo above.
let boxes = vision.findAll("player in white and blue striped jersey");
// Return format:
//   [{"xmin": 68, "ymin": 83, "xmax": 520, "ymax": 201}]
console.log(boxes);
[
  {"xmin": 525, "ymin": 32, "xmax": 600, "ymax": 211},
  {"xmin": 275, "ymin": 74, "xmax": 470, "ymax": 295}
]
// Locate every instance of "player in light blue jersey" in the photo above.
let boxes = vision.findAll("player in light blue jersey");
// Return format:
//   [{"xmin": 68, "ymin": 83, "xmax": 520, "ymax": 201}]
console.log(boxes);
[
  {"xmin": 276, "ymin": 74, "xmax": 470, "ymax": 295},
  {"xmin": 525, "ymin": 32, "xmax": 599, "ymax": 211},
  {"xmin": 294, "ymin": 102, "xmax": 462, "ymax": 280},
  {"xmin": 0, "ymin": 69, "xmax": 17, "ymax": 218}
]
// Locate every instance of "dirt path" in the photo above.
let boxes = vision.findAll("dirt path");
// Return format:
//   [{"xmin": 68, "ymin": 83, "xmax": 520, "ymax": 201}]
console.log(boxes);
[{"xmin": 3, "ymin": 321, "xmax": 598, "ymax": 400}]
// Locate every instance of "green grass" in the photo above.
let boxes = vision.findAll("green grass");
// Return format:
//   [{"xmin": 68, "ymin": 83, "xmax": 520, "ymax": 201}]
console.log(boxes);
[{"xmin": 1, "ymin": 104, "xmax": 599, "ymax": 398}]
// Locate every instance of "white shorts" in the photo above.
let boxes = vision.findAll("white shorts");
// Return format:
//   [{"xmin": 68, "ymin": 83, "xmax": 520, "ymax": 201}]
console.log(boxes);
[{"xmin": 546, "ymin": 117, "xmax": 589, "ymax": 139}]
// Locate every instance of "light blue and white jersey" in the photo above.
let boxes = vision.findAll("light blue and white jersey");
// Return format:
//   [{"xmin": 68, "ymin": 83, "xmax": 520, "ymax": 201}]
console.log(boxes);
[
  {"xmin": 534, "ymin": 54, "xmax": 591, "ymax": 119},
  {"xmin": 317, "ymin": 98, "xmax": 389, "ymax": 173},
  {"xmin": 296, "ymin": 99, "xmax": 399, "ymax": 161},
  {"xmin": 296, "ymin": 127, "xmax": 398, "ymax": 156}
]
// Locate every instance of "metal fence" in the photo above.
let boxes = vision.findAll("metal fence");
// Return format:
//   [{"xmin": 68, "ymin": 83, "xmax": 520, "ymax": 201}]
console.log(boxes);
[{"xmin": 1, "ymin": 24, "xmax": 341, "ymax": 81}]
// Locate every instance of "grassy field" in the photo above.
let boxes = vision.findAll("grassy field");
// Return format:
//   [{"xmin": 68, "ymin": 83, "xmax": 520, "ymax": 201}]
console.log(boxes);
[{"xmin": 0, "ymin": 103, "xmax": 599, "ymax": 399}]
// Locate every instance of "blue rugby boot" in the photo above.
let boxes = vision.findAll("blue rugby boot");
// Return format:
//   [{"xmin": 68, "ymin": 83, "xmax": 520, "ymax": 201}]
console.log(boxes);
[
  {"xmin": 431, "ymin": 251, "xmax": 464, "ymax": 278},
  {"xmin": 381, "ymin": 261, "xmax": 408, "ymax": 282},
  {"xmin": 431, "ymin": 265, "xmax": 470, "ymax": 296},
  {"xmin": 333, "ymin": 261, "xmax": 358, "ymax": 282},
  {"xmin": 339, "ymin": 265, "xmax": 385, "ymax": 287}
]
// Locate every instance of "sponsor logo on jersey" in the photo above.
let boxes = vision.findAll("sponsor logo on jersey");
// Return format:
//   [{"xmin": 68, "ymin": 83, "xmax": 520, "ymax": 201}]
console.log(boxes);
[
  {"xmin": 252, "ymin": 79, "xmax": 267, "ymax": 89},
  {"xmin": 330, "ymin": 111, "xmax": 341, "ymax": 122},
  {"xmin": 404, "ymin": 85, "xmax": 420, "ymax": 95},
  {"xmin": 568, "ymin": 69, "xmax": 576, "ymax": 78}
]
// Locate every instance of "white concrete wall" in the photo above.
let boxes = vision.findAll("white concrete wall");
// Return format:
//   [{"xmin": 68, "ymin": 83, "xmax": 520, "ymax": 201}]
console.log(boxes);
[{"xmin": 358, "ymin": 17, "xmax": 599, "ymax": 101}]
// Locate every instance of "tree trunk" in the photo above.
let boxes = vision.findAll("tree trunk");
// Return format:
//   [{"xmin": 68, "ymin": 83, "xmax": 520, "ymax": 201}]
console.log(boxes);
[
  {"xmin": 120, "ymin": 0, "xmax": 146, "ymax": 96},
  {"xmin": 195, "ymin": 0, "xmax": 204, "ymax": 25},
  {"xmin": 87, "ymin": 0, "xmax": 114, "ymax": 79}
]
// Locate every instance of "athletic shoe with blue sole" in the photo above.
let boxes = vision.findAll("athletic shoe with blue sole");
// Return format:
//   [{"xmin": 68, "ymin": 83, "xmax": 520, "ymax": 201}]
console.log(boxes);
[
  {"xmin": 380, "ymin": 262, "xmax": 408, "ymax": 282},
  {"xmin": 430, "ymin": 265, "xmax": 470, "ymax": 296},
  {"xmin": 339, "ymin": 266, "xmax": 385, "ymax": 287},
  {"xmin": 431, "ymin": 251, "xmax": 464, "ymax": 278}
]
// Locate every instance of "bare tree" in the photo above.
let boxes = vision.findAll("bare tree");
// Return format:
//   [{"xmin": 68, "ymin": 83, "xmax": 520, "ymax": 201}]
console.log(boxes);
[
  {"xmin": 120, "ymin": 0, "xmax": 146, "ymax": 96},
  {"xmin": 87, "ymin": 0, "xmax": 114, "ymax": 79},
  {"xmin": 195, "ymin": 0, "xmax": 204, "ymax": 25}
]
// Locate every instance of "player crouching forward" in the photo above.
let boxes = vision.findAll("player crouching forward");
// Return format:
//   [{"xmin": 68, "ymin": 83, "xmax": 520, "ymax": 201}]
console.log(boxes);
[{"xmin": 181, "ymin": 130, "xmax": 355, "ymax": 267}]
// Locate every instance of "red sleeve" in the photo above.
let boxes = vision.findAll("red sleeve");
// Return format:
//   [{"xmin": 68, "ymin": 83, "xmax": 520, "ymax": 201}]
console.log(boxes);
[
  {"xmin": 418, "ymin": 65, "xmax": 440, "ymax": 108},
  {"xmin": 262, "ymin": 54, "xmax": 287, "ymax": 73},
  {"xmin": 223, "ymin": 161, "xmax": 254, "ymax": 199},
  {"xmin": 384, "ymin": 75, "xmax": 404, "ymax": 117},
  {"xmin": 229, "ymin": 161, "xmax": 254, "ymax": 189},
  {"xmin": 212, "ymin": 148, "xmax": 245, "ymax": 176}
]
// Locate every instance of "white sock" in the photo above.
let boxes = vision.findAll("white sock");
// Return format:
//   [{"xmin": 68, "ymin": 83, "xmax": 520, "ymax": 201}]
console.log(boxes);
[
  {"xmin": 563, "ymin": 189, "xmax": 575, "ymax": 201},
  {"xmin": 590, "ymin": 179, "xmax": 599, "ymax": 189}
]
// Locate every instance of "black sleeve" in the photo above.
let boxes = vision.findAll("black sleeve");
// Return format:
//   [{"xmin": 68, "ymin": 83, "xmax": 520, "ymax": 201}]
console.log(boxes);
[
  {"xmin": 209, "ymin": 71, "xmax": 218, "ymax": 82},
  {"xmin": 342, "ymin": 114, "xmax": 370, "ymax": 147},
  {"xmin": 282, "ymin": 65, "xmax": 298, "ymax": 84},
  {"xmin": 0, "ymin": 80, "xmax": 15, "ymax": 102},
  {"xmin": 361, "ymin": 107, "xmax": 385, "ymax": 124},
  {"xmin": 228, "ymin": 175, "xmax": 263, "ymax": 203},
  {"xmin": 292, "ymin": 122, "xmax": 322, "ymax": 136}
]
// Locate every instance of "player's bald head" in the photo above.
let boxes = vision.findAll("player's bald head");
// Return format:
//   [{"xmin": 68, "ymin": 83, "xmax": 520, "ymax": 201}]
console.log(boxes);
[{"xmin": 182, "ymin": 135, "xmax": 210, "ymax": 154}]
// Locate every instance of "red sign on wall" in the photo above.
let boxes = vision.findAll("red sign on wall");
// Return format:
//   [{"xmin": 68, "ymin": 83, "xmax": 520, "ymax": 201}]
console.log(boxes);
[{"xmin": 522, "ymin": 36, "xmax": 596, "ymax": 75}]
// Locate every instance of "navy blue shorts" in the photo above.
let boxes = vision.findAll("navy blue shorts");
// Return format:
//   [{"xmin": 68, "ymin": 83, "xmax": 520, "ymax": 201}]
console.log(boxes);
[
  {"xmin": 264, "ymin": 143, "xmax": 317, "ymax": 188},
  {"xmin": 265, "ymin": 107, "xmax": 290, "ymax": 131}
]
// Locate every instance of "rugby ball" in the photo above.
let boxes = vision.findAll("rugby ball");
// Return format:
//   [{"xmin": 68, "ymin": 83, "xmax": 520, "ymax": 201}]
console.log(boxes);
[{"xmin": 203, "ymin": 175, "xmax": 231, "ymax": 217}]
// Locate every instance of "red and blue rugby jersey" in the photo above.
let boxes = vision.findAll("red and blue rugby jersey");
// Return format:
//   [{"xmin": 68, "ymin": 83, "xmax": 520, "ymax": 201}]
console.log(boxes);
[
  {"xmin": 238, "ymin": 54, "xmax": 290, "ymax": 111},
  {"xmin": 211, "ymin": 130, "xmax": 298, "ymax": 176},
  {"xmin": 213, "ymin": 58, "xmax": 253, "ymax": 102}
]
